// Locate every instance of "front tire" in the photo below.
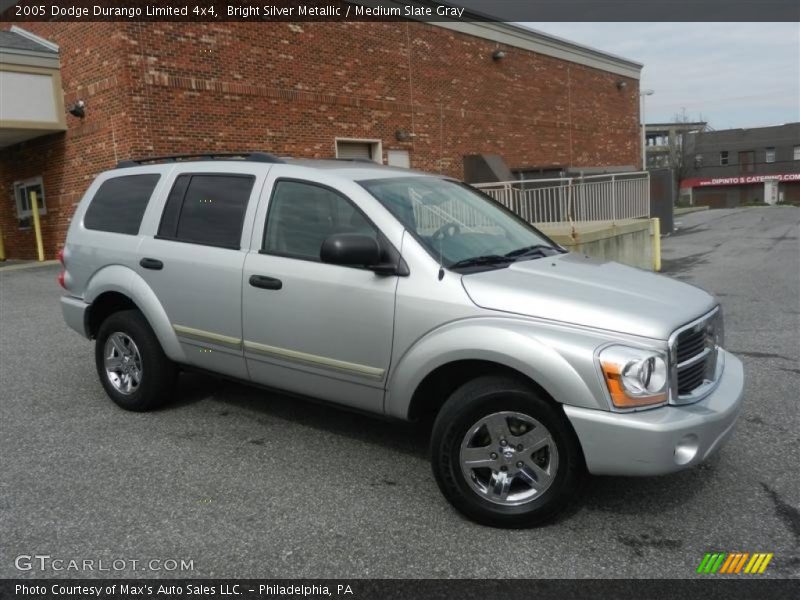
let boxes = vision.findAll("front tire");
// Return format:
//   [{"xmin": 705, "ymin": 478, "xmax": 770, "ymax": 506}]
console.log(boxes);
[
  {"xmin": 95, "ymin": 309, "xmax": 177, "ymax": 411},
  {"xmin": 431, "ymin": 375, "xmax": 583, "ymax": 528}
]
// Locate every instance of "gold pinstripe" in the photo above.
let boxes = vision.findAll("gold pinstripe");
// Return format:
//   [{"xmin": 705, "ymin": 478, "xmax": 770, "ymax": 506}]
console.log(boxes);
[
  {"xmin": 172, "ymin": 324, "xmax": 385, "ymax": 379},
  {"xmin": 243, "ymin": 340, "xmax": 385, "ymax": 380},
  {"xmin": 172, "ymin": 324, "xmax": 242, "ymax": 350}
]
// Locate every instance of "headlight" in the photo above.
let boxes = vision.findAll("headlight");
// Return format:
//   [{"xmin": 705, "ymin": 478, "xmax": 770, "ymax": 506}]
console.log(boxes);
[
  {"xmin": 599, "ymin": 345, "xmax": 669, "ymax": 409},
  {"xmin": 708, "ymin": 308, "xmax": 724, "ymax": 349}
]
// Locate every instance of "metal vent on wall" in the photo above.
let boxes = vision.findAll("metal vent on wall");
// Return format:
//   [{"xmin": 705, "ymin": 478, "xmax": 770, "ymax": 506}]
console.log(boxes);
[{"xmin": 336, "ymin": 142, "xmax": 373, "ymax": 160}]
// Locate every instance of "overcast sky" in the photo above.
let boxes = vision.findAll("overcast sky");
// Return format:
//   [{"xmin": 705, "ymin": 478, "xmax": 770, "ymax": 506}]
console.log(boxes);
[{"xmin": 523, "ymin": 22, "xmax": 800, "ymax": 131}]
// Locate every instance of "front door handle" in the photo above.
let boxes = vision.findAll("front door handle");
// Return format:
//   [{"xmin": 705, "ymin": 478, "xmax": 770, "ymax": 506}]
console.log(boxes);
[
  {"xmin": 249, "ymin": 275, "xmax": 283, "ymax": 290},
  {"xmin": 140, "ymin": 257, "xmax": 163, "ymax": 270}
]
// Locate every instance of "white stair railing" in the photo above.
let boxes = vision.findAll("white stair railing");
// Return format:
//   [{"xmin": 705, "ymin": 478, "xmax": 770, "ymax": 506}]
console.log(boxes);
[{"xmin": 473, "ymin": 171, "xmax": 650, "ymax": 224}]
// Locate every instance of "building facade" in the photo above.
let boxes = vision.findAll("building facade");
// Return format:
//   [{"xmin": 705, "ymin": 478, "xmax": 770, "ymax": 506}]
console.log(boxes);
[
  {"xmin": 1, "ymin": 17, "xmax": 642, "ymax": 260},
  {"xmin": 680, "ymin": 123, "xmax": 800, "ymax": 207}
]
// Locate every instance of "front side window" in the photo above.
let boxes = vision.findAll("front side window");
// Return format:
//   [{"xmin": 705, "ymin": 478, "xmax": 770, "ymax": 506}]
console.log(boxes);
[
  {"xmin": 719, "ymin": 151, "xmax": 729, "ymax": 166},
  {"xmin": 84, "ymin": 174, "xmax": 160, "ymax": 235},
  {"xmin": 158, "ymin": 174, "xmax": 254, "ymax": 248},
  {"xmin": 263, "ymin": 180, "xmax": 377, "ymax": 260},
  {"xmin": 360, "ymin": 176, "xmax": 561, "ymax": 271},
  {"xmin": 794, "ymin": 145, "xmax": 800, "ymax": 161},
  {"xmin": 765, "ymin": 147, "xmax": 776, "ymax": 163}
]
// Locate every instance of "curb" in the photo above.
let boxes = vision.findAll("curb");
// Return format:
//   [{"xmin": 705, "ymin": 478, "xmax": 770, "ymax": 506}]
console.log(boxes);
[
  {"xmin": 674, "ymin": 206, "xmax": 710, "ymax": 215},
  {"xmin": 0, "ymin": 260, "xmax": 59, "ymax": 272}
]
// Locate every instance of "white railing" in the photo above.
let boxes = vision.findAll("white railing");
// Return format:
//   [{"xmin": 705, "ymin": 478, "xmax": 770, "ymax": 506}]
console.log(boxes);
[{"xmin": 473, "ymin": 171, "xmax": 650, "ymax": 224}]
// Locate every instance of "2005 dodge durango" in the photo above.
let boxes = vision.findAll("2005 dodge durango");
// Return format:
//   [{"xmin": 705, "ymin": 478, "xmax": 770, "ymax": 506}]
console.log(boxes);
[{"xmin": 59, "ymin": 152, "xmax": 744, "ymax": 527}]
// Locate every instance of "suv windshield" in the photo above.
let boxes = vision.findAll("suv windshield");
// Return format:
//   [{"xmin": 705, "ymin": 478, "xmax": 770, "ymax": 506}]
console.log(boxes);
[{"xmin": 360, "ymin": 176, "xmax": 561, "ymax": 270}]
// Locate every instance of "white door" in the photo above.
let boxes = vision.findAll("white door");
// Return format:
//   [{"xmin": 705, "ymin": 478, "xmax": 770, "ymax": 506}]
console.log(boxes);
[
  {"xmin": 387, "ymin": 150, "xmax": 410, "ymax": 169},
  {"xmin": 764, "ymin": 180, "xmax": 779, "ymax": 205}
]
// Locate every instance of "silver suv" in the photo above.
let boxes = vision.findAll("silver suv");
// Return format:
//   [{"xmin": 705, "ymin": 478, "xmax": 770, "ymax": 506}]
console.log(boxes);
[{"xmin": 60, "ymin": 152, "xmax": 744, "ymax": 527}]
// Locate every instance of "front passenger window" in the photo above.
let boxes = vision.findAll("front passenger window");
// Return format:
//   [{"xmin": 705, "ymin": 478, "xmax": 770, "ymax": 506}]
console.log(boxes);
[{"xmin": 263, "ymin": 181, "xmax": 377, "ymax": 260}]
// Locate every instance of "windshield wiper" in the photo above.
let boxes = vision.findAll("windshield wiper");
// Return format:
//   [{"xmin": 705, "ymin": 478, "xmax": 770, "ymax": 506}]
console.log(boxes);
[
  {"xmin": 449, "ymin": 254, "xmax": 514, "ymax": 270},
  {"xmin": 504, "ymin": 244, "xmax": 560, "ymax": 260}
]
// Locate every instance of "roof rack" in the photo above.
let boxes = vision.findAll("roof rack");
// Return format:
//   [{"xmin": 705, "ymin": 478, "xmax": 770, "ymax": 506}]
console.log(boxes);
[{"xmin": 116, "ymin": 152, "xmax": 285, "ymax": 169}]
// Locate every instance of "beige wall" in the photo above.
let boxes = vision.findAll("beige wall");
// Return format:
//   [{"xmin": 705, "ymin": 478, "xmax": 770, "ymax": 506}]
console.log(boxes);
[{"xmin": 539, "ymin": 219, "xmax": 655, "ymax": 270}]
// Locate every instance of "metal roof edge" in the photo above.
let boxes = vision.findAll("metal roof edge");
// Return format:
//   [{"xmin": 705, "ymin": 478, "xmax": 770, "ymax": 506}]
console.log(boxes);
[
  {"xmin": 9, "ymin": 26, "xmax": 60, "ymax": 53},
  {"xmin": 432, "ymin": 20, "xmax": 642, "ymax": 79},
  {"xmin": 349, "ymin": 1, "xmax": 642, "ymax": 78}
]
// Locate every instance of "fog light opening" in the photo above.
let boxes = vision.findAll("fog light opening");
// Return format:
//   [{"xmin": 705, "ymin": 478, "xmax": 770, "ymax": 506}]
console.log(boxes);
[{"xmin": 674, "ymin": 434, "xmax": 699, "ymax": 465}]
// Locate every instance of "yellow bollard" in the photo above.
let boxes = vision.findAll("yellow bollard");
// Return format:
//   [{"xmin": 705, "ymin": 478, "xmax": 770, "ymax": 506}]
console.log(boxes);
[
  {"xmin": 29, "ymin": 190, "xmax": 45, "ymax": 262},
  {"xmin": 651, "ymin": 217, "xmax": 661, "ymax": 272},
  {"xmin": 0, "ymin": 224, "xmax": 5, "ymax": 261}
]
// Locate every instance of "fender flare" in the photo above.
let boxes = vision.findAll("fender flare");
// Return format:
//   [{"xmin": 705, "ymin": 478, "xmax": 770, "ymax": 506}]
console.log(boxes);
[
  {"xmin": 84, "ymin": 265, "xmax": 187, "ymax": 363},
  {"xmin": 385, "ymin": 318, "xmax": 602, "ymax": 420}
]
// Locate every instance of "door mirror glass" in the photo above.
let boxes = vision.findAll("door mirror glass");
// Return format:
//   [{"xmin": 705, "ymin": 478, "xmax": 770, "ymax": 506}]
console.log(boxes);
[{"xmin": 320, "ymin": 233, "xmax": 381, "ymax": 266}]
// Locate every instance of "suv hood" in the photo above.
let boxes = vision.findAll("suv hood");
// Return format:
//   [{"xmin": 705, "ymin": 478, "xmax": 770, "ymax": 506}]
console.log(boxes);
[{"xmin": 460, "ymin": 253, "xmax": 716, "ymax": 340}]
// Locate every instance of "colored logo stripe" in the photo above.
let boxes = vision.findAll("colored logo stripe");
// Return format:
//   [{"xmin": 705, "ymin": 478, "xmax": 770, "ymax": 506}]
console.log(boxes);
[
  {"xmin": 719, "ymin": 553, "xmax": 738, "ymax": 574},
  {"xmin": 697, "ymin": 552, "xmax": 773, "ymax": 574}
]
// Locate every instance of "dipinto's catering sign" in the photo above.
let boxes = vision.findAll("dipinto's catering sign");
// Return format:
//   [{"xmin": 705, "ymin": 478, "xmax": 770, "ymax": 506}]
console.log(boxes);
[{"xmin": 681, "ymin": 173, "xmax": 800, "ymax": 188}]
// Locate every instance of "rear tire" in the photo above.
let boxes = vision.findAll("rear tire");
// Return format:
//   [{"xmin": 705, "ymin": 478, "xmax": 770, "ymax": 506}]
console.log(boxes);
[
  {"xmin": 95, "ymin": 309, "xmax": 177, "ymax": 411},
  {"xmin": 431, "ymin": 375, "xmax": 583, "ymax": 528}
]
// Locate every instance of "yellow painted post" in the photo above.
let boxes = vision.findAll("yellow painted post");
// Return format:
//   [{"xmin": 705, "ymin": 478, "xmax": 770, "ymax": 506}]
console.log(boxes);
[
  {"xmin": 0, "ymin": 224, "xmax": 5, "ymax": 261},
  {"xmin": 29, "ymin": 190, "xmax": 45, "ymax": 262},
  {"xmin": 651, "ymin": 217, "xmax": 661, "ymax": 272}
]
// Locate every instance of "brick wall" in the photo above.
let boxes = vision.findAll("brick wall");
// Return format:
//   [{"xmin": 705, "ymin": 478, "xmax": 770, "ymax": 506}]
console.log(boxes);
[
  {"xmin": 1, "ymin": 23, "xmax": 139, "ymax": 260},
  {"xmin": 0, "ymin": 21, "xmax": 640, "ymax": 259}
]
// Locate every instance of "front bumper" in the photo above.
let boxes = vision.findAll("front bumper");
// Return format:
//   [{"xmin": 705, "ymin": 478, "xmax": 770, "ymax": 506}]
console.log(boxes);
[
  {"xmin": 564, "ymin": 349, "xmax": 744, "ymax": 476},
  {"xmin": 61, "ymin": 294, "xmax": 90, "ymax": 338}
]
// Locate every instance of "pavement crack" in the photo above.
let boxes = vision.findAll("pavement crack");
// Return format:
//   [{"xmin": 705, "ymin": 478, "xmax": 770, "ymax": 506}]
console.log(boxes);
[
  {"xmin": 761, "ymin": 482, "xmax": 800, "ymax": 548},
  {"xmin": 616, "ymin": 530, "xmax": 683, "ymax": 556}
]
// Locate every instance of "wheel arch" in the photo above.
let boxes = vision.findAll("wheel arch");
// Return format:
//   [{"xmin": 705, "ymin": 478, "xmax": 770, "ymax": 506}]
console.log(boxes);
[
  {"xmin": 386, "ymin": 319, "xmax": 604, "ymax": 421},
  {"xmin": 83, "ymin": 265, "xmax": 186, "ymax": 363},
  {"xmin": 406, "ymin": 359, "xmax": 557, "ymax": 422}
]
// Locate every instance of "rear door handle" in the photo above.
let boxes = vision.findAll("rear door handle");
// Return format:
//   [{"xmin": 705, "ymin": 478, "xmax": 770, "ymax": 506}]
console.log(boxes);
[
  {"xmin": 140, "ymin": 258, "xmax": 163, "ymax": 270},
  {"xmin": 249, "ymin": 275, "xmax": 282, "ymax": 290}
]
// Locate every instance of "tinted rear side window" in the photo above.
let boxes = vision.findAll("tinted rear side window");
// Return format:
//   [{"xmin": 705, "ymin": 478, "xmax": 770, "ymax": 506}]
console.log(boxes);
[
  {"xmin": 84, "ymin": 174, "xmax": 160, "ymax": 235},
  {"xmin": 157, "ymin": 174, "xmax": 254, "ymax": 249}
]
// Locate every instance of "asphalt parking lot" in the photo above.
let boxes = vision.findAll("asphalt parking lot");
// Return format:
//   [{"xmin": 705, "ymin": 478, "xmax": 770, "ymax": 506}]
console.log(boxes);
[{"xmin": 1, "ymin": 206, "xmax": 798, "ymax": 579}]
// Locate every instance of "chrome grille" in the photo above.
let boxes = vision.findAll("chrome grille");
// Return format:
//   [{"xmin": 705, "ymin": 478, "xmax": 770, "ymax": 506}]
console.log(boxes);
[
  {"xmin": 677, "ymin": 359, "xmax": 707, "ymax": 395},
  {"xmin": 670, "ymin": 308, "xmax": 723, "ymax": 404},
  {"xmin": 676, "ymin": 328, "xmax": 706, "ymax": 364}
]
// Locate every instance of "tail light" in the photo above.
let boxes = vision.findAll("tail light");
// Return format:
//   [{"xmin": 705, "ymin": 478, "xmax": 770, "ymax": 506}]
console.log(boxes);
[{"xmin": 57, "ymin": 247, "xmax": 66, "ymax": 289}]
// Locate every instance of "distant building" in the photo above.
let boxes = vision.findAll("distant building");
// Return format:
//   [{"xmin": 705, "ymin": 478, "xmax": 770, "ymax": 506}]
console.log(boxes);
[
  {"xmin": 644, "ymin": 121, "xmax": 707, "ymax": 169},
  {"xmin": 680, "ymin": 123, "xmax": 800, "ymax": 207}
]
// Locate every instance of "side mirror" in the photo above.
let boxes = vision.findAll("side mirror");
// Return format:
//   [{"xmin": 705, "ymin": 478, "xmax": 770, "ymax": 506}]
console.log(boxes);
[{"xmin": 320, "ymin": 233, "xmax": 381, "ymax": 267}]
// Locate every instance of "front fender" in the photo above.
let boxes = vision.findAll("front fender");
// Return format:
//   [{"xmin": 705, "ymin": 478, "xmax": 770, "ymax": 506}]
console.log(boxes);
[
  {"xmin": 84, "ymin": 265, "xmax": 187, "ymax": 363},
  {"xmin": 385, "ymin": 317, "xmax": 612, "ymax": 420}
]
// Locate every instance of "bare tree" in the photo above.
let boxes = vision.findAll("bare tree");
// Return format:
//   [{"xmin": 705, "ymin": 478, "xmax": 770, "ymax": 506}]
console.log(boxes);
[{"xmin": 669, "ymin": 108, "xmax": 707, "ymax": 187}]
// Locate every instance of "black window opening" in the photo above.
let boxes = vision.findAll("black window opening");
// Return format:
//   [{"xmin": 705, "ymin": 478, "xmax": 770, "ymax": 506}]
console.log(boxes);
[
  {"xmin": 262, "ymin": 180, "xmax": 377, "ymax": 261},
  {"xmin": 84, "ymin": 174, "xmax": 160, "ymax": 235},
  {"xmin": 157, "ymin": 174, "xmax": 255, "ymax": 249}
]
